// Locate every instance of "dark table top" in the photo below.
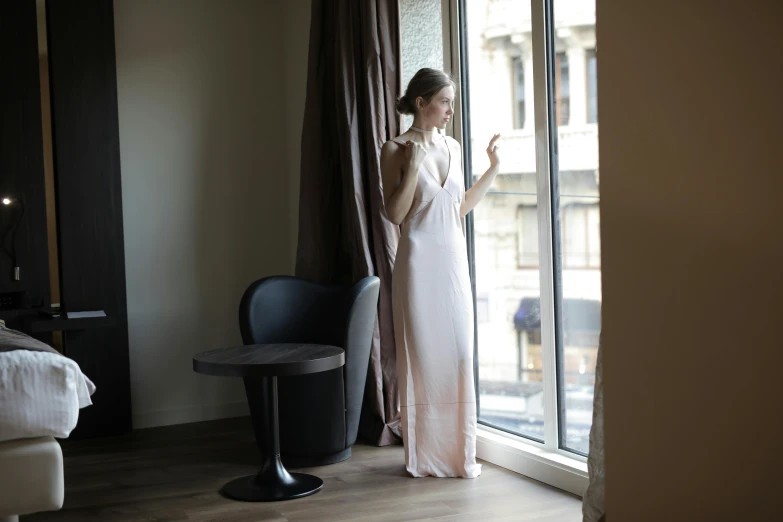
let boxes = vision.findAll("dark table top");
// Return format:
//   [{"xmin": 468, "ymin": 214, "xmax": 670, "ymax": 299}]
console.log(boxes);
[{"xmin": 192, "ymin": 343, "xmax": 344, "ymax": 378}]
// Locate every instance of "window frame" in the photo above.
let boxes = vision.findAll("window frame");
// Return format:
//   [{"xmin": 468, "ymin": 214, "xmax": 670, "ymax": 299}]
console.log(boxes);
[{"xmin": 441, "ymin": 0, "xmax": 590, "ymax": 492}]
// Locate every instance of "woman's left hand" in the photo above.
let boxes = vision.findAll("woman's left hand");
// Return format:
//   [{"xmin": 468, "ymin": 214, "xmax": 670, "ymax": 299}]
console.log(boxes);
[{"xmin": 486, "ymin": 133, "xmax": 501, "ymax": 168}]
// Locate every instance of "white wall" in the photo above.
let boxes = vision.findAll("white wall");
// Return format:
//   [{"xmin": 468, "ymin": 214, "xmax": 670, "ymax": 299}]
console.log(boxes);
[
  {"xmin": 114, "ymin": 0, "xmax": 309, "ymax": 428},
  {"xmin": 598, "ymin": 1, "xmax": 783, "ymax": 520}
]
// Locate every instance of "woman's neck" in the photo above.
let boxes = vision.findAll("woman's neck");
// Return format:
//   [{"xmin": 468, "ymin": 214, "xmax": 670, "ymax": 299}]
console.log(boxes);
[{"xmin": 409, "ymin": 119, "xmax": 439, "ymax": 144}]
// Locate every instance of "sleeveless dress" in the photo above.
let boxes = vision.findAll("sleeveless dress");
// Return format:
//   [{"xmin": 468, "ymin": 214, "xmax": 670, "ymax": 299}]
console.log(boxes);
[{"xmin": 390, "ymin": 134, "xmax": 481, "ymax": 479}]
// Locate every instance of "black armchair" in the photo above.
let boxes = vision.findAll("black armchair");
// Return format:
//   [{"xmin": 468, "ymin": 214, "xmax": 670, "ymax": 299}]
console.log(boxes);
[{"xmin": 238, "ymin": 275, "xmax": 380, "ymax": 467}]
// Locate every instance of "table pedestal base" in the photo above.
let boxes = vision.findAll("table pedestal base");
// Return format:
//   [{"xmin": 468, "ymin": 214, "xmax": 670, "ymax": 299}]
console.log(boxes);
[{"xmin": 221, "ymin": 455, "xmax": 323, "ymax": 502}]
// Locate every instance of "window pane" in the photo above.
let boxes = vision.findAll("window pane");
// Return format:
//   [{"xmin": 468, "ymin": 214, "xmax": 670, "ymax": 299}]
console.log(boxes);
[
  {"xmin": 516, "ymin": 204, "xmax": 539, "ymax": 267},
  {"xmin": 400, "ymin": 0, "xmax": 445, "ymax": 131},
  {"xmin": 587, "ymin": 48, "xmax": 598, "ymax": 123},
  {"xmin": 552, "ymin": 0, "xmax": 600, "ymax": 454},
  {"xmin": 465, "ymin": 0, "xmax": 544, "ymax": 442},
  {"xmin": 556, "ymin": 52, "xmax": 569, "ymax": 126},
  {"xmin": 512, "ymin": 56, "xmax": 526, "ymax": 129}
]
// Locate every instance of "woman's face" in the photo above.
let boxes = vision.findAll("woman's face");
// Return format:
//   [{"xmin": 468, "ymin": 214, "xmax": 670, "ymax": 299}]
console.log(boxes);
[{"xmin": 419, "ymin": 85, "xmax": 455, "ymax": 129}]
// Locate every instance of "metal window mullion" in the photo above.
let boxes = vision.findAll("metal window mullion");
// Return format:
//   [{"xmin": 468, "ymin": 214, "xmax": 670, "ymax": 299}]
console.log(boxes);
[
  {"xmin": 530, "ymin": 0, "xmax": 559, "ymax": 451},
  {"xmin": 450, "ymin": 0, "xmax": 480, "ymax": 414}
]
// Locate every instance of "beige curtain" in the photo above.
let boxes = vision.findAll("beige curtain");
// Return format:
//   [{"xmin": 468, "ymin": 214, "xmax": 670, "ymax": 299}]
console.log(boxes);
[{"xmin": 582, "ymin": 337, "xmax": 605, "ymax": 521}]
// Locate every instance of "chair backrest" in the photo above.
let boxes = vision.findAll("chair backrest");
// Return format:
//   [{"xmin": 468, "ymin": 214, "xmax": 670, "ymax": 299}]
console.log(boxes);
[{"xmin": 238, "ymin": 275, "xmax": 380, "ymax": 447}]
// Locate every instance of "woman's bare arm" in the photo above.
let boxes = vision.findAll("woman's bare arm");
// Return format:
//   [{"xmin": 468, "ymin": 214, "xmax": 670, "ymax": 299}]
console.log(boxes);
[
  {"xmin": 461, "ymin": 134, "xmax": 501, "ymax": 217},
  {"xmin": 381, "ymin": 140, "xmax": 425, "ymax": 225}
]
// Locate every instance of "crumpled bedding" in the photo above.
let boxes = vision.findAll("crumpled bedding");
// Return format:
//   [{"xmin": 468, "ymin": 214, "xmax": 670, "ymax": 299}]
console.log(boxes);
[{"xmin": 0, "ymin": 325, "xmax": 95, "ymax": 442}]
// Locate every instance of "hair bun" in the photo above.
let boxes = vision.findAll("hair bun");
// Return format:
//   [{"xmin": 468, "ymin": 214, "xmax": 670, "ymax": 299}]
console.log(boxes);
[{"xmin": 395, "ymin": 95, "xmax": 416, "ymax": 115}]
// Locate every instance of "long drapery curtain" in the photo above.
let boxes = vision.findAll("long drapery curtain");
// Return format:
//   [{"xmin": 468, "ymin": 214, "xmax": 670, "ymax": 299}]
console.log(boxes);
[
  {"xmin": 582, "ymin": 337, "xmax": 605, "ymax": 521},
  {"xmin": 295, "ymin": 0, "xmax": 402, "ymax": 445}
]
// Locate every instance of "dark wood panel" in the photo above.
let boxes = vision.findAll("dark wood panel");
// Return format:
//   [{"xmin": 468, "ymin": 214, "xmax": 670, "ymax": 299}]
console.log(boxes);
[
  {"xmin": 46, "ymin": 0, "xmax": 131, "ymax": 438},
  {"xmin": 0, "ymin": 2, "xmax": 51, "ymax": 315}
]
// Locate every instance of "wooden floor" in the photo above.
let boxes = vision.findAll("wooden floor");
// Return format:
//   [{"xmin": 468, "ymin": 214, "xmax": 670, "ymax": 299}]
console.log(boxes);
[{"xmin": 25, "ymin": 417, "xmax": 582, "ymax": 522}]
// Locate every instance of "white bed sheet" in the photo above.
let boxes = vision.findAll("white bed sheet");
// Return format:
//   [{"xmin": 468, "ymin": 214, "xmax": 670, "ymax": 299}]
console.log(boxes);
[{"xmin": 0, "ymin": 350, "xmax": 96, "ymax": 443}]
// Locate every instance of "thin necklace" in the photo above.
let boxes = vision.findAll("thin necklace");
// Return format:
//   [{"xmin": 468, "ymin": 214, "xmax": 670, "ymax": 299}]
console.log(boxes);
[{"xmin": 410, "ymin": 125, "xmax": 435, "ymax": 134}]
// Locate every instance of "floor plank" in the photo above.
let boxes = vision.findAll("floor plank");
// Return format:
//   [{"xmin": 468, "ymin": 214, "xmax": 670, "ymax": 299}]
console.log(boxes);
[{"xmin": 23, "ymin": 417, "xmax": 581, "ymax": 521}]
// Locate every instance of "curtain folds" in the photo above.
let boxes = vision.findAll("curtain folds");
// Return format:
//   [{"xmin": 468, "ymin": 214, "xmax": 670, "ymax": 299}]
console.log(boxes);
[{"xmin": 295, "ymin": 0, "xmax": 402, "ymax": 446}]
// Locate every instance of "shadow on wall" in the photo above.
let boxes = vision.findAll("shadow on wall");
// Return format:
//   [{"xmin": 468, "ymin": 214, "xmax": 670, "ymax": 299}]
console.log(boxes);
[{"xmin": 114, "ymin": 0, "xmax": 291, "ymax": 428}]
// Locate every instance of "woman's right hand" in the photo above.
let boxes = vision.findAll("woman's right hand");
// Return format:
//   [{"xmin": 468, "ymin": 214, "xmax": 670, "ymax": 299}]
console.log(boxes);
[{"xmin": 403, "ymin": 140, "xmax": 427, "ymax": 169}]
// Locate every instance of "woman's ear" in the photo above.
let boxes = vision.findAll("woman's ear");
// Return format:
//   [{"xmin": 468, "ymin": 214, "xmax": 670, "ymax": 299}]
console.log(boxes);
[{"xmin": 416, "ymin": 96, "xmax": 424, "ymax": 111}]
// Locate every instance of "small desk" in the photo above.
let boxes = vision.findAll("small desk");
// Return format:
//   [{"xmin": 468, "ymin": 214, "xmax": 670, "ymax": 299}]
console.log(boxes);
[{"xmin": 192, "ymin": 343, "xmax": 344, "ymax": 502}]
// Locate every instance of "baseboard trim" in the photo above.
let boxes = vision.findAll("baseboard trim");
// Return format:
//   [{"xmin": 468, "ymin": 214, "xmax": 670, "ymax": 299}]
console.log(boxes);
[{"xmin": 132, "ymin": 401, "xmax": 250, "ymax": 430}]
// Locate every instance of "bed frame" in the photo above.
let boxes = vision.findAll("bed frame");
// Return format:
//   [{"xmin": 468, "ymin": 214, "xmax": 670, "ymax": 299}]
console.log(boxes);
[{"xmin": 0, "ymin": 437, "xmax": 64, "ymax": 521}]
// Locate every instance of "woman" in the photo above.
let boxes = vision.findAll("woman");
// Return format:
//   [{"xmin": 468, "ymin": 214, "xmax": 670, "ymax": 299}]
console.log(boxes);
[{"xmin": 381, "ymin": 68, "xmax": 500, "ymax": 478}]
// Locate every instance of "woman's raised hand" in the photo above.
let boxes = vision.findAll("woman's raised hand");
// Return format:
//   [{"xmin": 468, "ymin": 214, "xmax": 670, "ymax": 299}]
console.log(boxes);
[{"xmin": 486, "ymin": 133, "xmax": 501, "ymax": 168}]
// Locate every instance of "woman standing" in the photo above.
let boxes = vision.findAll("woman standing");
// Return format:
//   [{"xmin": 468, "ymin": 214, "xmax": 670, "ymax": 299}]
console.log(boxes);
[{"xmin": 380, "ymin": 68, "xmax": 500, "ymax": 478}]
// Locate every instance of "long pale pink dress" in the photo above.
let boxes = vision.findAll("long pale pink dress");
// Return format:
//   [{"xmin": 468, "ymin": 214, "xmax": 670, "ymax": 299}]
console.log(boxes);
[{"xmin": 391, "ymin": 134, "xmax": 481, "ymax": 479}]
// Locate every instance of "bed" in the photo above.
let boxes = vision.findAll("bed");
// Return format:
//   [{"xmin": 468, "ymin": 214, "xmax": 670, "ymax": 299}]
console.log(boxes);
[{"xmin": 0, "ymin": 325, "xmax": 95, "ymax": 522}]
